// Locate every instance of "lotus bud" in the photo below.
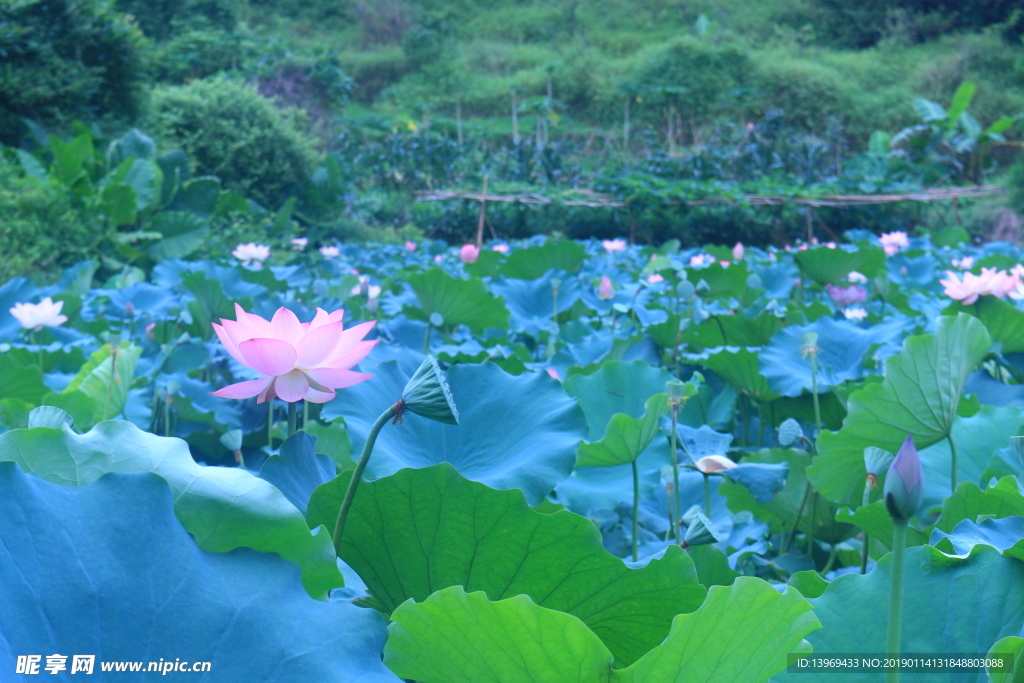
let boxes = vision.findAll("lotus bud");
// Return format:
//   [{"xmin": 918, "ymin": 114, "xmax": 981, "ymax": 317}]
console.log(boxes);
[
  {"xmin": 597, "ymin": 276, "xmax": 614, "ymax": 300},
  {"xmin": 1012, "ymin": 436, "xmax": 1024, "ymax": 469},
  {"xmin": 746, "ymin": 273, "xmax": 762, "ymax": 290},
  {"xmin": 677, "ymin": 280, "xmax": 695, "ymax": 300},
  {"xmin": 732, "ymin": 242, "xmax": 745, "ymax": 260},
  {"xmin": 695, "ymin": 279, "xmax": 710, "ymax": 293},
  {"xmin": 683, "ymin": 510, "xmax": 721, "ymax": 547},
  {"xmin": 459, "ymin": 244, "xmax": 479, "ymax": 264},
  {"xmin": 400, "ymin": 355, "xmax": 459, "ymax": 425},
  {"xmin": 693, "ymin": 455, "xmax": 737, "ymax": 474},
  {"xmin": 778, "ymin": 418, "xmax": 803, "ymax": 447},
  {"xmin": 883, "ymin": 434, "xmax": 923, "ymax": 522},
  {"xmin": 864, "ymin": 446, "xmax": 895, "ymax": 484},
  {"xmin": 220, "ymin": 429, "xmax": 243, "ymax": 452}
]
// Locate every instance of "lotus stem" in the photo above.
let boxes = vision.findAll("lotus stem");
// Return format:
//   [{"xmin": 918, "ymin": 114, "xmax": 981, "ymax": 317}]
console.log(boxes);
[
  {"xmin": 703, "ymin": 473, "xmax": 711, "ymax": 516},
  {"xmin": 809, "ymin": 352, "xmax": 822, "ymax": 438},
  {"xmin": 807, "ymin": 493, "xmax": 818, "ymax": 565},
  {"xmin": 886, "ymin": 521, "xmax": 908, "ymax": 683},
  {"xmin": 861, "ymin": 477, "xmax": 873, "ymax": 575},
  {"xmin": 267, "ymin": 399, "xmax": 274, "ymax": 451},
  {"xmin": 948, "ymin": 433, "xmax": 958, "ymax": 493},
  {"xmin": 302, "ymin": 400, "xmax": 309, "ymax": 432},
  {"xmin": 287, "ymin": 401, "xmax": 297, "ymax": 437},
  {"xmin": 423, "ymin": 325, "xmax": 431, "ymax": 354},
  {"xmin": 785, "ymin": 482, "xmax": 812, "ymax": 554},
  {"xmin": 334, "ymin": 403, "xmax": 398, "ymax": 552},
  {"xmin": 670, "ymin": 403, "xmax": 680, "ymax": 542},
  {"xmin": 631, "ymin": 459, "xmax": 640, "ymax": 562},
  {"xmin": 822, "ymin": 543, "xmax": 837, "ymax": 574}
]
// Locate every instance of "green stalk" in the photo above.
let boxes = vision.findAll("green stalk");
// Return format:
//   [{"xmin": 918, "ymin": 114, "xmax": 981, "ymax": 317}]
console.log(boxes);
[
  {"xmin": 287, "ymin": 401, "xmax": 297, "ymax": 437},
  {"xmin": 861, "ymin": 477, "xmax": 873, "ymax": 574},
  {"xmin": 822, "ymin": 543, "xmax": 837, "ymax": 574},
  {"xmin": 631, "ymin": 459, "xmax": 640, "ymax": 562},
  {"xmin": 334, "ymin": 404, "xmax": 398, "ymax": 551},
  {"xmin": 807, "ymin": 494, "xmax": 818, "ymax": 565},
  {"xmin": 785, "ymin": 482, "xmax": 812, "ymax": 553},
  {"xmin": 302, "ymin": 400, "xmax": 309, "ymax": 432},
  {"xmin": 809, "ymin": 352, "xmax": 822, "ymax": 438},
  {"xmin": 267, "ymin": 399, "xmax": 274, "ymax": 451},
  {"xmin": 423, "ymin": 325, "xmax": 432, "ymax": 354},
  {"xmin": 886, "ymin": 521, "xmax": 908, "ymax": 683},
  {"xmin": 948, "ymin": 434, "xmax": 958, "ymax": 493},
  {"xmin": 703, "ymin": 473, "xmax": 711, "ymax": 516},
  {"xmin": 670, "ymin": 403, "xmax": 680, "ymax": 542}
]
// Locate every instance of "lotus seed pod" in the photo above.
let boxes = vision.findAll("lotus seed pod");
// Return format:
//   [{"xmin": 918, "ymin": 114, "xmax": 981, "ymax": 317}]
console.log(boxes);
[
  {"xmin": 778, "ymin": 418, "xmax": 803, "ymax": 447},
  {"xmin": 549, "ymin": 278, "xmax": 562, "ymax": 290},
  {"xmin": 864, "ymin": 446, "xmax": 895, "ymax": 477},
  {"xmin": 746, "ymin": 273, "xmax": 762, "ymax": 290},
  {"xmin": 401, "ymin": 355, "xmax": 459, "ymax": 425},
  {"xmin": 683, "ymin": 510, "xmax": 721, "ymax": 547},
  {"xmin": 883, "ymin": 434, "xmax": 923, "ymax": 522},
  {"xmin": 677, "ymin": 281, "xmax": 695, "ymax": 300},
  {"xmin": 220, "ymin": 429, "xmax": 243, "ymax": 452},
  {"xmin": 429, "ymin": 312, "xmax": 444, "ymax": 328}
]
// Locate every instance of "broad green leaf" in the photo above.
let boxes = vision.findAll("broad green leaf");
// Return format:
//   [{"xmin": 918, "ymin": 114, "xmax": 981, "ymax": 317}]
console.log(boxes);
[
  {"xmin": 987, "ymin": 636, "xmax": 1024, "ymax": 683},
  {"xmin": 148, "ymin": 211, "xmax": 210, "ymax": 261},
  {"xmin": 49, "ymin": 133, "xmax": 93, "ymax": 190},
  {"xmin": 685, "ymin": 262, "xmax": 749, "ymax": 299},
  {"xmin": 183, "ymin": 271, "xmax": 238, "ymax": 338},
  {"xmin": 687, "ymin": 347, "xmax": 778, "ymax": 401},
  {"xmin": 686, "ymin": 544, "xmax": 739, "ymax": 588},
  {"xmin": 0, "ymin": 354, "xmax": 47, "ymax": 404},
  {"xmin": 947, "ymin": 296, "xmax": 1024, "ymax": 353},
  {"xmin": 0, "ymin": 464, "xmax": 391, "ymax": 680},
  {"xmin": 809, "ymin": 314, "xmax": 991, "ymax": 505},
  {"xmin": 172, "ymin": 176, "xmax": 221, "ymax": 215},
  {"xmin": 124, "ymin": 157, "xmax": 160, "ymax": 209},
  {"xmin": 947, "ymin": 81, "xmax": 976, "ymax": 128},
  {"xmin": 321, "ymin": 361, "xmax": 586, "ymax": 505},
  {"xmin": 405, "ymin": 267, "xmax": 509, "ymax": 332},
  {"xmin": 0, "ymin": 398, "xmax": 33, "ymax": 429},
  {"xmin": 835, "ymin": 501, "xmax": 927, "ymax": 553},
  {"xmin": 62, "ymin": 342, "xmax": 141, "ymax": 425},
  {"xmin": 794, "ymin": 245, "xmax": 886, "ymax": 285},
  {"xmin": 913, "ymin": 97, "xmax": 948, "ymax": 123},
  {"xmin": 680, "ymin": 313, "xmax": 782, "ymax": 351},
  {"xmin": 936, "ymin": 476, "xmax": 1024, "ymax": 533},
  {"xmin": 305, "ymin": 420, "xmax": 353, "ymax": 470},
  {"xmin": 500, "ymin": 240, "xmax": 586, "ymax": 279},
  {"xmin": 0, "ymin": 421, "xmax": 345, "ymax": 599},
  {"xmin": 98, "ymin": 182, "xmax": 137, "ymax": 226},
  {"xmin": 564, "ymin": 361, "xmax": 675, "ymax": 441},
  {"xmin": 775, "ymin": 545, "xmax": 1024, "ymax": 683},
  {"xmin": 259, "ymin": 432, "xmax": 336, "ymax": 515},
  {"xmin": 307, "ymin": 463, "xmax": 705, "ymax": 665},
  {"xmin": 385, "ymin": 578, "xmax": 818, "ymax": 683},
  {"xmin": 492, "ymin": 269, "xmax": 584, "ymax": 338},
  {"xmin": 577, "ymin": 394, "xmax": 670, "ymax": 467}
]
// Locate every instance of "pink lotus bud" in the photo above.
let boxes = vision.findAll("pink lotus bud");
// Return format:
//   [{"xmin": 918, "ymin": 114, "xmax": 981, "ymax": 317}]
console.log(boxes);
[
  {"xmin": 732, "ymin": 242, "xmax": 744, "ymax": 260},
  {"xmin": 597, "ymin": 276, "xmax": 614, "ymax": 300},
  {"xmin": 146, "ymin": 322, "xmax": 157, "ymax": 340},
  {"xmin": 647, "ymin": 273, "xmax": 664, "ymax": 284},
  {"xmin": 884, "ymin": 435, "xmax": 923, "ymax": 521},
  {"xmin": 460, "ymin": 244, "xmax": 480, "ymax": 264},
  {"xmin": 405, "ymin": 241, "xmax": 417, "ymax": 252},
  {"xmin": 291, "ymin": 238, "xmax": 308, "ymax": 251},
  {"xmin": 546, "ymin": 367, "xmax": 560, "ymax": 380},
  {"xmin": 491, "ymin": 244, "xmax": 510, "ymax": 254}
]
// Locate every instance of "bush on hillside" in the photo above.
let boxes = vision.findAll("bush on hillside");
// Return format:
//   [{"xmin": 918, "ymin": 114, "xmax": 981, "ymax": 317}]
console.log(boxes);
[
  {"xmin": 114, "ymin": 0, "xmax": 237, "ymax": 41},
  {"xmin": 149, "ymin": 78, "xmax": 319, "ymax": 208},
  {"xmin": 0, "ymin": 0, "xmax": 146, "ymax": 145}
]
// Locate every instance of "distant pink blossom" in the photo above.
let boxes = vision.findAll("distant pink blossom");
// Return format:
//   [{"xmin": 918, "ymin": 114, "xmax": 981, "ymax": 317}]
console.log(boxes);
[
  {"xmin": 1012, "ymin": 264, "xmax": 1024, "ymax": 279},
  {"xmin": 597, "ymin": 276, "xmax": 614, "ymax": 300},
  {"xmin": 602, "ymin": 238, "xmax": 628, "ymax": 253},
  {"xmin": 232, "ymin": 243, "xmax": 270, "ymax": 268},
  {"xmin": 460, "ymin": 244, "xmax": 480, "ymax": 264},
  {"xmin": 320, "ymin": 246, "xmax": 341, "ymax": 259},
  {"xmin": 434, "ymin": 255, "xmax": 443, "ymax": 263},
  {"xmin": 951, "ymin": 256, "xmax": 974, "ymax": 270},
  {"xmin": 720, "ymin": 261, "xmax": 731, "ymax": 268},
  {"xmin": 10, "ymin": 297, "xmax": 67, "ymax": 331},
  {"xmin": 211, "ymin": 304, "xmax": 376, "ymax": 404},
  {"xmin": 689, "ymin": 254, "xmax": 714, "ymax": 267},
  {"xmin": 491, "ymin": 244, "xmax": 510, "ymax": 254},
  {"xmin": 351, "ymin": 275, "xmax": 370, "ymax": 296},
  {"xmin": 940, "ymin": 268, "xmax": 1020, "ymax": 305},
  {"xmin": 826, "ymin": 284, "xmax": 867, "ymax": 308},
  {"xmin": 880, "ymin": 231, "xmax": 909, "ymax": 256},
  {"xmin": 291, "ymin": 238, "xmax": 308, "ymax": 251},
  {"xmin": 647, "ymin": 273, "xmax": 664, "ymax": 284},
  {"xmin": 844, "ymin": 307, "xmax": 868, "ymax": 322},
  {"xmin": 405, "ymin": 241, "xmax": 417, "ymax": 252},
  {"xmin": 732, "ymin": 242, "xmax": 744, "ymax": 260},
  {"xmin": 146, "ymin": 321, "xmax": 157, "ymax": 340},
  {"xmin": 546, "ymin": 367, "xmax": 560, "ymax": 380}
]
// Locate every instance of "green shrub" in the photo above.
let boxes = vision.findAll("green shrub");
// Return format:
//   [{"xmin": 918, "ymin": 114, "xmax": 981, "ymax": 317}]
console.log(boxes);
[
  {"xmin": 149, "ymin": 78, "xmax": 319, "ymax": 208},
  {"xmin": 114, "ymin": 0, "xmax": 237, "ymax": 41},
  {"xmin": 0, "ymin": 161, "xmax": 107, "ymax": 282},
  {"xmin": 0, "ymin": 0, "xmax": 146, "ymax": 145}
]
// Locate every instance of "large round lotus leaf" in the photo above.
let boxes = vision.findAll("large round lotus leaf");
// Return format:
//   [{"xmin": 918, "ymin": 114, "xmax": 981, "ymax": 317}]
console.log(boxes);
[
  {"xmin": 775, "ymin": 545, "xmax": 1024, "ymax": 683},
  {"xmin": 0, "ymin": 464, "xmax": 396, "ymax": 682},
  {"xmin": 684, "ymin": 262, "xmax": 750, "ymax": 299},
  {"xmin": 937, "ymin": 475, "xmax": 1024, "ymax": 533},
  {"xmin": 307, "ymin": 463, "xmax": 706, "ymax": 666},
  {"xmin": 931, "ymin": 516, "xmax": 1024, "ymax": 557},
  {"xmin": 259, "ymin": 432, "xmax": 337, "ymax": 515},
  {"xmin": 577, "ymin": 394, "xmax": 670, "ymax": 467},
  {"xmin": 404, "ymin": 267, "xmax": 510, "ymax": 333},
  {"xmin": 499, "ymin": 240, "xmax": 586, "ymax": 280},
  {"xmin": 793, "ymin": 244, "xmax": 886, "ymax": 285},
  {"xmin": 947, "ymin": 297, "xmax": 1024, "ymax": 354},
  {"xmin": 759, "ymin": 317, "xmax": 896, "ymax": 398},
  {"xmin": 321, "ymin": 361, "xmax": 586, "ymax": 505},
  {"xmin": 681, "ymin": 314, "xmax": 782, "ymax": 351},
  {"xmin": 564, "ymin": 361, "xmax": 676, "ymax": 441},
  {"xmin": 490, "ymin": 269, "xmax": 584, "ymax": 338},
  {"xmin": 384, "ymin": 578, "xmax": 818, "ymax": 683},
  {"xmin": 688, "ymin": 346, "xmax": 778, "ymax": 401},
  {"xmin": 809, "ymin": 314, "xmax": 991, "ymax": 506},
  {"xmin": 0, "ymin": 420, "xmax": 344, "ymax": 599}
]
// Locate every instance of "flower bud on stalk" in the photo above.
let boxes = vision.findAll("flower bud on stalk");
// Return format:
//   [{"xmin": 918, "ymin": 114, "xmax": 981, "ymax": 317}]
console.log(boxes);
[{"xmin": 884, "ymin": 435, "xmax": 923, "ymax": 523}]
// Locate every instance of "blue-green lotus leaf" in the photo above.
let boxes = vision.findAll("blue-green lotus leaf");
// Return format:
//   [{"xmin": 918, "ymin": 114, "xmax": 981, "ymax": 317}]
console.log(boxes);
[
  {"xmin": 321, "ymin": 361, "xmax": 586, "ymax": 505},
  {"xmin": 666, "ymin": 423, "xmax": 734, "ymax": 459},
  {"xmin": 564, "ymin": 360, "xmax": 676, "ymax": 441},
  {"xmin": 499, "ymin": 240, "xmax": 586, "ymax": 280},
  {"xmin": 490, "ymin": 269, "xmax": 583, "ymax": 338},
  {"xmin": 722, "ymin": 462, "xmax": 789, "ymax": 504},
  {"xmin": 931, "ymin": 516, "xmax": 1024, "ymax": 557},
  {"xmin": 0, "ymin": 420, "xmax": 344, "ymax": 599},
  {"xmin": 404, "ymin": 267, "xmax": 509, "ymax": 333},
  {"xmin": 775, "ymin": 544, "xmax": 1024, "ymax": 683},
  {"xmin": 259, "ymin": 432, "xmax": 337, "ymax": 515},
  {"xmin": 0, "ymin": 463, "xmax": 395, "ymax": 682},
  {"xmin": 793, "ymin": 244, "xmax": 886, "ymax": 285},
  {"xmin": 760, "ymin": 317, "xmax": 893, "ymax": 397}
]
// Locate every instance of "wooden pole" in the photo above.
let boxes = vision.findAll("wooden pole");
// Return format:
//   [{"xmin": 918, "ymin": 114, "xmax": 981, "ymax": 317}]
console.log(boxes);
[
  {"xmin": 456, "ymin": 93, "xmax": 463, "ymax": 149},
  {"xmin": 623, "ymin": 97, "xmax": 630, "ymax": 151},
  {"xmin": 476, "ymin": 177, "xmax": 488, "ymax": 248}
]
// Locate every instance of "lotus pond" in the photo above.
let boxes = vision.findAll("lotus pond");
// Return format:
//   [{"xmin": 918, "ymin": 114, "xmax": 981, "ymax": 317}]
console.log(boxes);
[{"xmin": 4, "ymin": 231, "xmax": 1024, "ymax": 682}]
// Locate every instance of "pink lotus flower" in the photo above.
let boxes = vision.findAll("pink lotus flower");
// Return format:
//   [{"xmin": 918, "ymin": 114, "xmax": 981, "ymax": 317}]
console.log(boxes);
[
  {"xmin": 405, "ymin": 241, "xmax": 418, "ymax": 252},
  {"xmin": 10, "ymin": 297, "xmax": 67, "ymax": 331},
  {"xmin": 825, "ymin": 284, "xmax": 867, "ymax": 308},
  {"xmin": 940, "ymin": 268, "xmax": 1020, "ymax": 305},
  {"xmin": 211, "ymin": 304, "xmax": 376, "ymax": 404},
  {"xmin": 460, "ymin": 244, "xmax": 480, "ymax": 264},
  {"xmin": 1012, "ymin": 264, "xmax": 1024, "ymax": 279},
  {"xmin": 433, "ymin": 255, "xmax": 443, "ymax": 263},
  {"xmin": 351, "ymin": 275, "xmax": 370, "ymax": 296},
  {"xmin": 880, "ymin": 231, "xmax": 909, "ymax": 256},
  {"xmin": 732, "ymin": 242, "xmax": 744, "ymax": 260},
  {"xmin": 647, "ymin": 273, "xmax": 665, "ymax": 284},
  {"xmin": 844, "ymin": 307, "xmax": 867, "ymax": 322},
  {"xmin": 546, "ymin": 367, "xmax": 560, "ymax": 380},
  {"xmin": 232, "ymin": 243, "xmax": 270, "ymax": 267},
  {"xmin": 689, "ymin": 254, "xmax": 714, "ymax": 267},
  {"xmin": 320, "ymin": 246, "xmax": 341, "ymax": 259},
  {"xmin": 602, "ymin": 238, "xmax": 628, "ymax": 253},
  {"xmin": 146, "ymin": 322, "xmax": 157, "ymax": 340},
  {"xmin": 491, "ymin": 244, "xmax": 510, "ymax": 254},
  {"xmin": 597, "ymin": 276, "xmax": 614, "ymax": 300},
  {"xmin": 291, "ymin": 238, "xmax": 308, "ymax": 251},
  {"xmin": 951, "ymin": 256, "xmax": 974, "ymax": 270}
]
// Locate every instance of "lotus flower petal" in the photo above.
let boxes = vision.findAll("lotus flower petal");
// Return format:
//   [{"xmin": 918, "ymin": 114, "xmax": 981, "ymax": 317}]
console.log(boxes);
[
  {"xmin": 296, "ymin": 321, "xmax": 343, "ymax": 368},
  {"xmin": 240, "ymin": 338, "xmax": 298, "ymax": 377},
  {"xmin": 276, "ymin": 370, "xmax": 311, "ymax": 402},
  {"xmin": 305, "ymin": 368, "xmax": 374, "ymax": 390},
  {"xmin": 211, "ymin": 376, "xmax": 274, "ymax": 399}
]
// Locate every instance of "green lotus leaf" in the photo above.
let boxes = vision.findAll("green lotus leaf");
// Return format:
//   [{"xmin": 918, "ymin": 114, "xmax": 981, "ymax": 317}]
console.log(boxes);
[
  {"xmin": 987, "ymin": 636, "xmax": 1024, "ymax": 683},
  {"xmin": 930, "ymin": 516, "xmax": 1024, "ymax": 557},
  {"xmin": 681, "ymin": 313, "xmax": 782, "ymax": 351},
  {"xmin": 947, "ymin": 296, "xmax": 1024, "ymax": 353},
  {"xmin": 835, "ymin": 501, "xmax": 928, "ymax": 555},
  {"xmin": 937, "ymin": 475, "xmax": 1024, "ymax": 533},
  {"xmin": 793, "ymin": 244, "xmax": 886, "ymax": 285},
  {"xmin": 775, "ymin": 545, "xmax": 1024, "ymax": 683},
  {"xmin": 685, "ymin": 262, "xmax": 749, "ymax": 299},
  {"xmin": 578, "ymin": 393, "xmax": 670, "ymax": 467},
  {"xmin": 60, "ymin": 341, "xmax": 141, "ymax": 427},
  {"xmin": 491, "ymin": 269, "xmax": 584, "ymax": 338},
  {"xmin": 405, "ymin": 267, "xmax": 510, "ymax": 332},
  {"xmin": 499, "ymin": 240, "xmax": 586, "ymax": 280},
  {"xmin": 564, "ymin": 360, "xmax": 676, "ymax": 441},
  {"xmin": 0, "ymin": 420, "xmax": 344, "ymax": 599},
  {"xmin": 384, "ymin": 578, "xmax": 818, "ymax": 683},
  {"xmin": 687, "ymin": 346, "xmax": 778, "ymax": 401},
  {"xmin": 0, "ymin": 464, "xmax": 392, "ymax": 681},
  {"xmin": 307, "ymin": 463, "xmax": 705, "ymax": 666},
  {"xmin": 809, "ymin": 314, "xmax": 991, "ymax": 506}
]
